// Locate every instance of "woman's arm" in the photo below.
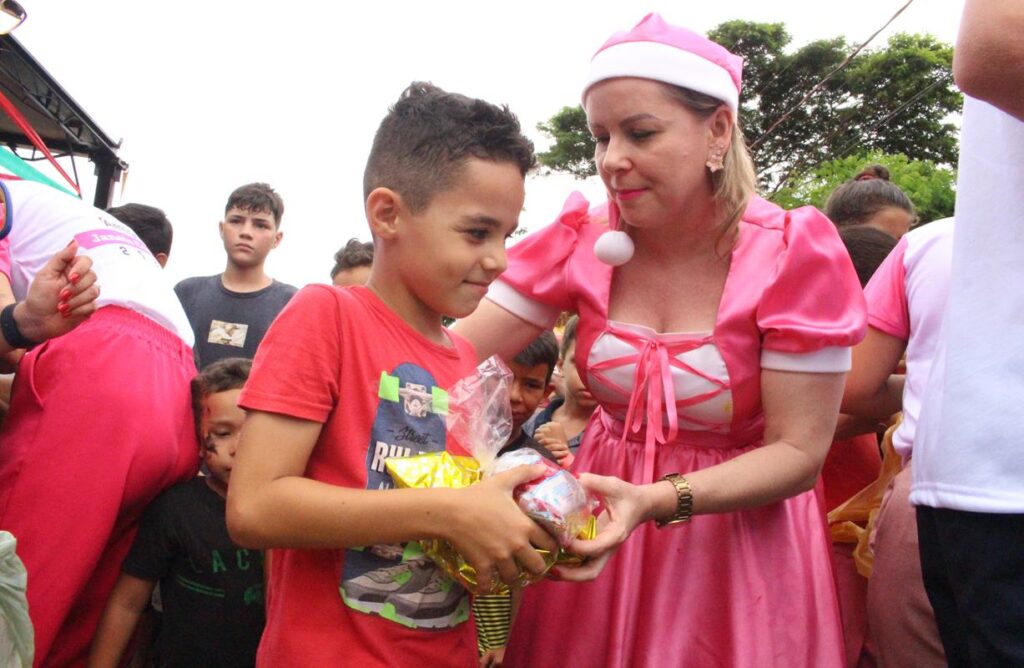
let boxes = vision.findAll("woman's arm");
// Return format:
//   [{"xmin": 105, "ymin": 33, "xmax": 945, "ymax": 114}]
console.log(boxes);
[
  {"xmin": 955, "ymin": 0, "xmax": 1024, "ymax": 121},
  {"xmin": 841, "ymin": 326, "xmax": 907, "ymax": 418},
  {"xmin": 556, "ymin": 369, "xmax": 846, "ymax": 580},
  {"xmin": 226, "ymin": 410, "xmax": 557, "ymax": 590},
  {"xmin": 454, "ymin": 299, "xmax": 543, "ymax": 363}
]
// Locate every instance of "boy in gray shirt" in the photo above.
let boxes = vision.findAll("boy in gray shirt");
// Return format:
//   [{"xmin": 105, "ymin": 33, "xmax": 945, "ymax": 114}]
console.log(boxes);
[{"xmin": 175, "ymin": 183, "xmax": 296, "ymax": 368}]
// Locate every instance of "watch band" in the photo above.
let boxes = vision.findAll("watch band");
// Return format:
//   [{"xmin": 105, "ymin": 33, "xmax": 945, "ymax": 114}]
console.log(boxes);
[
  {"xmin": 1, "ymin": 302, "xmax": 37, "ymax": 350},
  {"xmin": 655, "ymin": 473, "xmax": 693, "ymax": 528}
]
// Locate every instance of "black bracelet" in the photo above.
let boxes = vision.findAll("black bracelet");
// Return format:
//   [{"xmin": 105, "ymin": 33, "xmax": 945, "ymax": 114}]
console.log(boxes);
[{"xmin": 1, "ymin": 302, "xmax": 38, "ymax": 350}]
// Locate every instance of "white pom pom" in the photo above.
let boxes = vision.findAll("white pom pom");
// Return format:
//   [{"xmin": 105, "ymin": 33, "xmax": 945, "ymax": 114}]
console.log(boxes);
[{"xmin": 593, "ymin": 230, "xmax": 634, "ymax": 266}]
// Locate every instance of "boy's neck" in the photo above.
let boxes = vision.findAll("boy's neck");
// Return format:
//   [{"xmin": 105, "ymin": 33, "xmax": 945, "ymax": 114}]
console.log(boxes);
[
  {"xmin": 556, "ymin": 395, "xmax": 593, "ymax": 421},
  {"xmin": 221, "ymin": 263, "xmax": 273, "ymax": 293},
  {"xmin": 204, "ymin": 475, "xmax": 228, "ymax": 499},
  {"xmin": 365, "ymin": 279, "xmax": 450, "ymax": 347}
]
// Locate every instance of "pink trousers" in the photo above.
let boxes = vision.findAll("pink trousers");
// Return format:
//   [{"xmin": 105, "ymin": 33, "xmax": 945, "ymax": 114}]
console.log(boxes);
[{"xmin": 0, "ymin": 306, "xmax": 198, "ymax": 666}]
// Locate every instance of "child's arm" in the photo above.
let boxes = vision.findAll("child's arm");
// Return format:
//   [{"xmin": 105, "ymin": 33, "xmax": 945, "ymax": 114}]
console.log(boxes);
[
  {"xmin": 533, "ymin": 422, "xmax": 571, "ymax": 464},
  {"xmin": 87, "ymin": 573, "xmax": 156, "ymax": 668},
  {"xmin": 227, "ymin": 411, "xmax": 558, "ymax": 589}
]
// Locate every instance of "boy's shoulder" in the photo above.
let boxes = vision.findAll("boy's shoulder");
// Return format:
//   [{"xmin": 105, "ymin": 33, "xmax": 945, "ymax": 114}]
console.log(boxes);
[{"xmin": 174, "ymin": 274, "xmax": 221, "ymax": 297}]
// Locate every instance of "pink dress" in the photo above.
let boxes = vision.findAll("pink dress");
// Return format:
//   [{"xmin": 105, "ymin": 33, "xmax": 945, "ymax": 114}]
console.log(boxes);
[{"xmin": 488, "ymin": 193, "xmax": 866, "ymax": 667}]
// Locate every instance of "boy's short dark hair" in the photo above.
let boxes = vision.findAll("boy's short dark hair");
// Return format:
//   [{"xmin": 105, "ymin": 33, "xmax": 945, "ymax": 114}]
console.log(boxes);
[
  {"xmin": 839, "ymin": 225, "xmax": 898, "ymax": 287},
  {"xmin": 363, "ymin": 82, "xmax": 536, "ymax": 213},
  {"xmin": 190, "ymin": 357, "xmax": 252, "ymax": 443},
  {"xmin": 107, "ymin": 203, "xmax": 173, "ymax": 257},
  {"xmin": 225, "ymin": 183, "xmax": 285, "ymax": 227},
  {"xmin": 513, "ymin": 330, "xmax": 559, "ymax": 384},
  {"xmin": 331, "ymin": 238, "xmax": 374, "ymax": 279},
  {"xmin": 560, "ymin": 315, "xmax": 579, "ymax": 360}
]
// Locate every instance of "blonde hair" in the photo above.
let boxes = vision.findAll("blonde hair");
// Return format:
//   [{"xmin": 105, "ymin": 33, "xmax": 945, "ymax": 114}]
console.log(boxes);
[{"xmin": 661, "ymin": 84, "xmax": 757, "ymax": 247}]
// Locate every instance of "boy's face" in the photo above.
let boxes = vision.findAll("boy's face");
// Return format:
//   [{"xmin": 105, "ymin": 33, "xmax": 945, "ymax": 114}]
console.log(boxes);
[
  {"xmin": 392, "ymin": 158, "xmax": 525, "ymax": 322},
  {"xmin": 200, "ymin": 388, "xmax": 245, "ymax": 494},
  {"xmin": 561, "ymin": 342, "xmax": 596, "ymax": 410},
  {"xmin": 508, "ymin": 360, "xmax": 553, "ymax": 433},
  {"xmin": 219, "ymin": 206, "xmax": 282, "ymax": 270}
]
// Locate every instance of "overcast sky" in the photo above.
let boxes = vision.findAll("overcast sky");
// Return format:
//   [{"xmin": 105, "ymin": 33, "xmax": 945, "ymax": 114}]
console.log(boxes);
[{"xmin": 12, "ymin": 1, "xmax": 962, "ymax": 288}]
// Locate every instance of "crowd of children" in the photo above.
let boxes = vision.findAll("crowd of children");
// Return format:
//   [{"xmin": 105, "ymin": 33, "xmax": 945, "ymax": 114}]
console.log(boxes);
[{"xmin": 0, "ymin": 4, "xmax": 1021, "ymax": 667}]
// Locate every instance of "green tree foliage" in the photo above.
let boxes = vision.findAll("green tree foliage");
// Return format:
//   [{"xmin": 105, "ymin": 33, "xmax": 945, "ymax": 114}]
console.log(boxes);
[
  {"xmin": 535, "ymin": 105, "xmax": 594, "ymax": 179},
  {"xmin": 771, "ymin": 151, "xmax": 956, "ymax": 224},
  {"xmin": 536, "ymin": 22, "xmax": 961, "ymax": 191}
]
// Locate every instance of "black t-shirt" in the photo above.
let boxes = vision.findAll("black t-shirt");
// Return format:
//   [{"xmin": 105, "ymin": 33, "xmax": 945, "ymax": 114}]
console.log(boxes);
[
  {"xmin": 174, "ymin": 275, "xmax": 297, "ymax": 368},
  {"xmin": 123, "ymin": 477, "xmax": 265, "ymax": 668}
]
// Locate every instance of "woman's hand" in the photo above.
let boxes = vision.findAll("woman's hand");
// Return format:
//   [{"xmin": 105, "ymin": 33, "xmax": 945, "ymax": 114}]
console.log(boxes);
[
  {"xmin": 447, "ymin": 464, "xmax": 559, "ymax": 594},
  {"xmin": 551, "ymin": 473, "xmax": 667, "ymax": 582},
  {"xmin": 15, "ymin": 240, "xmax": 99, "ymax": 343}
]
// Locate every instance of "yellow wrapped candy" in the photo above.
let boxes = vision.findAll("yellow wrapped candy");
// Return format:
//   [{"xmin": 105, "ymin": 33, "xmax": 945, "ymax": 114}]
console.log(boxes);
[{"xmin": 386, "ymin": 451, "xmax": 596, "ymax": 595}]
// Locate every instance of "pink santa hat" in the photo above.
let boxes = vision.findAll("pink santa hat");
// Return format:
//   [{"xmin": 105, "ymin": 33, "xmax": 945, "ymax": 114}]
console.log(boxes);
[{"xmin": 583, "ymin": 13, "xmax": 744, "ymax": 266}]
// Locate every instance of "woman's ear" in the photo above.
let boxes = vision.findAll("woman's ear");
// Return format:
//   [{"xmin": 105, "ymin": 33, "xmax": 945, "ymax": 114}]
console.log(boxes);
[
  {"xmin": 365, "ymin": 188, "xmax": 402, "ymax": 240},
  {"xmin": 707, "ymin": 106, "xmax": 734, "ymax": 149}
]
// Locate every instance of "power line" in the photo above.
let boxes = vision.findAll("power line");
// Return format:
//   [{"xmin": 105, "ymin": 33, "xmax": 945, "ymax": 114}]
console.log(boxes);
[{"xmin": 750, "ymin": 0, "xmax": 916, "ymax": 150}]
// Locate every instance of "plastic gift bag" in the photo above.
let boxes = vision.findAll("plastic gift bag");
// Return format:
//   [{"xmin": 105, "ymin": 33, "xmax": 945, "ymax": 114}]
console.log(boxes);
[{"xmin": 386, "ymin": 356, "xmax": 596, "ymax": 594}]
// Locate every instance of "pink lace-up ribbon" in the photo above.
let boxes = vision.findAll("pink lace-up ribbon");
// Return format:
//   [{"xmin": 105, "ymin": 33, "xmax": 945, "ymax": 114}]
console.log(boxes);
[{"xmin": 588, "ymin": 325, "xmax": 731, "ymax": 483}]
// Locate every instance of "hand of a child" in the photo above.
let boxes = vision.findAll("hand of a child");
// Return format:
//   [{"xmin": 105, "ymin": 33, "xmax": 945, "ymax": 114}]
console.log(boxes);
[
  {"xmin": 534, "ymin": 422, "xmax": 570, "ymax": 462},
  {"xmin": 479, "ymin": 647, "xmax": 506, "ymax": 668},
  {"xmin": 550, "ymin": 472, "xmax": 650, "ymax": 582},
  {"xmin": 447, "ymin": 463, "xmax": 558, "ymax": 594}
]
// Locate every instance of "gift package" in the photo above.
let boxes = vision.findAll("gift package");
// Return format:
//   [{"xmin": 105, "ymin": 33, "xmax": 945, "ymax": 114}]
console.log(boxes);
[{"xmin": 385, "ymin": 356, "xmax": 596, "ymax": 594}]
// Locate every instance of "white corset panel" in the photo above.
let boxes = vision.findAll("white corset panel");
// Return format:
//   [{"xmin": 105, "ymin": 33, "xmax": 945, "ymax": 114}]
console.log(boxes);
[{"xmin": 586, "ymin": 321, "xmax": 733, "ymax": 433}]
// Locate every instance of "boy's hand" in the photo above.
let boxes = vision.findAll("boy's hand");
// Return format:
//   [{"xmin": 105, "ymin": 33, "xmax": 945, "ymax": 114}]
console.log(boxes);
[
  {"xmin": 550, "ymin": 473, "xmax": 652, "ymax": 582},
  {"xmin": 446, "ymin": 463, "xmax": 557, "ymax": 594},
  {"xmin": 534, "ymin": 422, "xmax": 570, "ymax": 462},
  {"xmin": 480, "ymin": 647, "xmax": 506, "ymax": 667},
  {"xmin": 16, "ymin": 240, "xmax": 99, "ymax": 343}
]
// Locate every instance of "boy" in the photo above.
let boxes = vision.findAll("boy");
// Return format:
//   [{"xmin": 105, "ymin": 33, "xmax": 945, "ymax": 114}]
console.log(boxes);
[
  {"xmin": 524, "ymin": 316, "xmax": 596, "ymax": 467},
  {"xmin": 330, "ymin": 237, "xmax": 374, "ymax": 287},
  {"xmin": 107, "ymin": 203, "xmax": 174, "ymax": 268},
  {"xmin": 175, "ymin": 183, "xmax": 296, "ymax": 368},
  {"xmin": 226, "ymin": 83, "xmax": 555, "ymax": 667},
  {"xmin": 476, "ymin": 331, "xmax": 559, "ymax": 667},
  {"xmin": 89, "ymin": 358, "xmax": 265, "ymax": 668}
]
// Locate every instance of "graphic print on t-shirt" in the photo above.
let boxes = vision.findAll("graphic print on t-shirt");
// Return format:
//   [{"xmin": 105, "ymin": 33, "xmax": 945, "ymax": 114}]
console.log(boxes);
[
  {"xmin": 339, "ymin": 362, "xmax": 469, "ymax": 629},
  {"xmin": 208, "ymin": 319, "xmax": 248, "ymax": 347}
]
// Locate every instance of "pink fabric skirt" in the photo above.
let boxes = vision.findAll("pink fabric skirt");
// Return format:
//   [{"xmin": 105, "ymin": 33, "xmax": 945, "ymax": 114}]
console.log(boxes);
[{"xmin": 505, "ymin": 412, "xmax": 845, "ymax": 668}]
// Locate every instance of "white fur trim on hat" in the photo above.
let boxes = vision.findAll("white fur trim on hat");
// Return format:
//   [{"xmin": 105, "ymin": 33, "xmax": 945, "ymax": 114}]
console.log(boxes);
[{"xmin": 584, "ymin": 41, "xmax": 739, "ymax": 114}]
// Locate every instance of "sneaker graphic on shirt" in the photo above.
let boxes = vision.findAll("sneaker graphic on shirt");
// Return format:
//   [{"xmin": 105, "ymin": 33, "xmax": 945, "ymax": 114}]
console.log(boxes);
[
  {"xmin": 342, "ymin": 558, "xmax": 433, "ymax": 603},
  {"xmin": 389, "ymin": 566, "xmax": 465, "ymax": 622},
  {"xmin": 339, "ymin": 362, "xmax": 468, "ymax": 630}
]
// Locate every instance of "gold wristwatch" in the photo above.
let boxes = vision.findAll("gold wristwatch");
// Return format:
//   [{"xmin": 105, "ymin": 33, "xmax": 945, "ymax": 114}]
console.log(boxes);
[{"xmin": 655, "ymin": 473, "xmax": 693, "ymax": 528}]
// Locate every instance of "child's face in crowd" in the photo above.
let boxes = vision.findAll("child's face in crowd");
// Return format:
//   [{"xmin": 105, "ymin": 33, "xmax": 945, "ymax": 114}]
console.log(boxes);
[
  {"xmin": 393, "ymin": 158, "xmax": 525, "ymax": 321},
  {"xmin": 508, "ymin": 360, "xmax": 553, "ymax": 433},
  {"xmin": 219, "ymin": 206, "xmax": 282, "ymax": 269},
  {"xmin": 200, "ymin": 388, "xmax": 245, "ymax": 495},
  {"xmin": 561, "ymin": 342, "xmax": 596, "ymax": 410},
  {"xmin": 333, "ymin": 265, "xmax": 372, "ymax": 288}
]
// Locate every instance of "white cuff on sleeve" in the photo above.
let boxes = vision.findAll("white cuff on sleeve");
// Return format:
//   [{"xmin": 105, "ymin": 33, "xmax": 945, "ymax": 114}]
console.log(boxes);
[
  {"xmin": 761, "ymin": 346, "xmax": 852, "ymax": 373},
  {"xmin": 484, "ymin": 280, "xmax": 561, "ymax": 329}
]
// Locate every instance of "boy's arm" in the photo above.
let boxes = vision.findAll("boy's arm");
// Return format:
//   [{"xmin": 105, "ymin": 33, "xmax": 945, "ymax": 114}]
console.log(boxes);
[
  {"xmin": 227, "ymin": 410, "xmax": 558, "ymax": 589},
  {"xmin": 87, "ymin": 573, "xmax": 156, "ymax": 668}
]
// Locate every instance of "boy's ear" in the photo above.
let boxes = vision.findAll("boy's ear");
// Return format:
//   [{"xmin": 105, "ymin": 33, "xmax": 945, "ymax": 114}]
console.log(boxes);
[
  {"xmin": 272, "ymin": 230, "xmax": 283, "ymax": 249},
  {"xmin": 365, "ymin": 188, "xmax": 403, "ymax": 240}
]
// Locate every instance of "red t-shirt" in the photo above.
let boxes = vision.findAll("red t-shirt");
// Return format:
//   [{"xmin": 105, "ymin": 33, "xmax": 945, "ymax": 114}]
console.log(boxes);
[{"xmin": 239, "ymin": 285, "xmax": 479, "ymax": 667}]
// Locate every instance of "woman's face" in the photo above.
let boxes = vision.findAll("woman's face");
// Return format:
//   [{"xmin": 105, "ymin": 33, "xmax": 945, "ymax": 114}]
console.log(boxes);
[{"xmin": 585, "ymin": 78, "xmax": 727, "ymax": 230}]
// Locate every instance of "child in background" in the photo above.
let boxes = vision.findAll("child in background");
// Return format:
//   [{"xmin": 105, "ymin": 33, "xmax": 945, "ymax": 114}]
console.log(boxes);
[
  {"xmin": 523, "ymin": 316, "xmax": 596, "ymax": 468},
  {"xmin": 330, "ymin": 238, "xmax": 374, "ymax": 287},
  {"xmin": 225, "ymin": 83, "xmax": 555, "ymax": 667},
  {"xmin": 89, "ymin": 358, "xmax": 265, "ymax": 668},
  {"xmin": 476, "ymin": 331, "xmax": 559, "ymax": 667}
]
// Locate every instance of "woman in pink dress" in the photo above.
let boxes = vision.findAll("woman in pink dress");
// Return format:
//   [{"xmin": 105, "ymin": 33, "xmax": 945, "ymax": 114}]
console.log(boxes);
[{"xmin": 457, "ymin": 14, "xmax": 866, "ymax": 668}]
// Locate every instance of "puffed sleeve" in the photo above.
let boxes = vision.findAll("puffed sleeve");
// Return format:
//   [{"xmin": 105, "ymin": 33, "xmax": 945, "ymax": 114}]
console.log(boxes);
[
  {"xmin": 486, "ymin": 192, "xmax": 593, "ymax": 328},
  {"xmin": 756, "ymin": 206, "xmax": 867, "ymax": 373}
]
